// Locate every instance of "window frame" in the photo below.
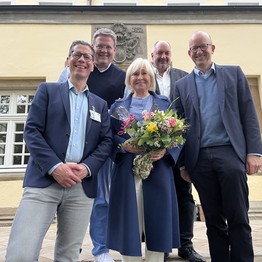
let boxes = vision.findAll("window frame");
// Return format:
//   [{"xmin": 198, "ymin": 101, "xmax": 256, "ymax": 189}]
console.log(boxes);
[{"xmin": 0, "ymin": 78, "xmax": 44, "ymax": 177}]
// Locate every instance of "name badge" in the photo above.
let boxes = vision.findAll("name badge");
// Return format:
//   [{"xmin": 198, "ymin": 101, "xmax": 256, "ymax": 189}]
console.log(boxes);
[{"xmin": 90, "ymin": 110, "xmax": 101, "ymax": 122}]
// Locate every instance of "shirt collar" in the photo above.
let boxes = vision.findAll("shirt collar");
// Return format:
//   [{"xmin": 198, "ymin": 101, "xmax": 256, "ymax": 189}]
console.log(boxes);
[
  {"xmin": 194, "ymin": 63, "xmax": 216, "ymax": 76},
  {"xmin": 68, "ymin": 79, "xmax": 89, "ymax": 94},
  {"xmin": 95, "ymin": 63, "xmax": 111, "ymax": 73}
]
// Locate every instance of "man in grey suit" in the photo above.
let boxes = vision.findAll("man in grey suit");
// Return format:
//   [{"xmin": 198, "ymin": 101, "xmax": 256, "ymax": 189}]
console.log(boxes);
[
  {"xmin": 151, "ymin": 40, "xmax": 206, "ymax": 262},
  {"xmin": 174, "ymin": 31, "xmax": 262, "ymax": 262}
]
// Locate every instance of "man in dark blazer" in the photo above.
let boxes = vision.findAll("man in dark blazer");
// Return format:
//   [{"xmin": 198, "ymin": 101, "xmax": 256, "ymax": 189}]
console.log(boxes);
[
  {"xmin": 151, "ymin": 40, "xmax": 206, "ymax": 262},
  {"xmin": 174, "ymin": 31, "xmax": 262, "ymax": 262},
  {"xmin": 5, "ymin": 40, "xmax": 112, "ymax": 262}
]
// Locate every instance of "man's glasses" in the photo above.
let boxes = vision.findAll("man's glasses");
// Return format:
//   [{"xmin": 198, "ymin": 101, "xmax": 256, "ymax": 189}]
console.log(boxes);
[
  {"xmin": 189, "ymin": 44, "xmax": 212, "ymax": 53},
  {"xmin": 95, "ymin": 45, "xmax": 113, "ymax": 51},
  {"xmin": 71, "ymin": 51, "xmax": 93, "ymax": 62}
]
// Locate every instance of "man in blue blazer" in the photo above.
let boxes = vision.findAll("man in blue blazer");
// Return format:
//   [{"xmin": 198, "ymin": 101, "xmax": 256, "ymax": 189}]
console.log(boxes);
[
  {"xmin": 174, "ymin": 31, "xmax": 262, "ymax": 262},
  {"xmin": 5, "ymin": 40, "xmax": 112, "ymax": 262}
]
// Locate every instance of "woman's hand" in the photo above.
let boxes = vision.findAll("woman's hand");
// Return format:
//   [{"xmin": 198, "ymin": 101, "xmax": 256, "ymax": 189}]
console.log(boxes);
[
  {"xmin": 123, "ymin": 139, "xmax": 144, "ymax": 154},
  {"xmin": 150, "ymin": 149, "xmax": 167, "ymax": 162}
]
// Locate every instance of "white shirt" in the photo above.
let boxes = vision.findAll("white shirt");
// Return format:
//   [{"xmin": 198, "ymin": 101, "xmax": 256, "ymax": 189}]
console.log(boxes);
[{"xmin": 152, "ymin": 66, "xmax": 171, "ymax": 98}]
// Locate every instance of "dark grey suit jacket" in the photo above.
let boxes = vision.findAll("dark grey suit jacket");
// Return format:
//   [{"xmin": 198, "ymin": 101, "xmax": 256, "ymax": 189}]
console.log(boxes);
[{"xmin": 173, "ymin": 64, "xmax": 262, "ymax": 173}]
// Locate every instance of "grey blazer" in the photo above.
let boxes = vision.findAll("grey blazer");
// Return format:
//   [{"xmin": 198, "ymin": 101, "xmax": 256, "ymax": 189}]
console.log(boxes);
[{"xmin": 173, "ymin": 64, "xmax": 262, "ymax": 172}]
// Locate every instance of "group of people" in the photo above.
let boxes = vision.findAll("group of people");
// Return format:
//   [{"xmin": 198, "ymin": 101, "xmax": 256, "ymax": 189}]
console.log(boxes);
[{"xmin": 5, "ymin": 27, "xmax": 262, "ymax": 262}]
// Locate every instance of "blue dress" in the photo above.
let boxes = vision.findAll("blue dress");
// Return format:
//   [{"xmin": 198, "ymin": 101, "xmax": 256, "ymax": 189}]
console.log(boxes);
[{"xmin": 107, "ymin": 91, "xmax": 181, "ymax": 256}]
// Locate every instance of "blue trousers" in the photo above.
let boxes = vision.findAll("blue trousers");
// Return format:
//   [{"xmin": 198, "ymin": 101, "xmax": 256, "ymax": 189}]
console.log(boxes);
[{"xmin": 90, "ymin": 158, "xmax": 113, "ymax": 256}]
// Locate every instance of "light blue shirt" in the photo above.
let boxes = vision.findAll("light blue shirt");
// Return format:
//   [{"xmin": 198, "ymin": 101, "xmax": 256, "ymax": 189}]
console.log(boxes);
[
  {"xmin": 65, "ymin": 80, "xmax": 89, "ymax": 163},
  {"xmin": 48, "ymin": 80, "xmax": 89, "ymax": 174}
]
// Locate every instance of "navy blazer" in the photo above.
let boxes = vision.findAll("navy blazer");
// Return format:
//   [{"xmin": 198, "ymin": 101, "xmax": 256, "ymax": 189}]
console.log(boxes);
[
  {"xmin": 23, "ymin": 81, "xmax": 113, "ymax": 198},
  {"xmin": 174, "ymin": 64, "xmax": 262, "ymax": 173}
]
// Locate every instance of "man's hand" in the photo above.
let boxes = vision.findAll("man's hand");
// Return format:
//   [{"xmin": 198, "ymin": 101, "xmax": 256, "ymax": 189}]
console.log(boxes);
[
  {"xmin": 246, "ymin": 155, "xmax": 262, "ymax": 175},
  {"xmin": 180, "ymin": 169, "xmax": 191, "ymax": 183},
  {"xmin": 51, "ymin": 163, "xmax": 84, "ymax": 188}
]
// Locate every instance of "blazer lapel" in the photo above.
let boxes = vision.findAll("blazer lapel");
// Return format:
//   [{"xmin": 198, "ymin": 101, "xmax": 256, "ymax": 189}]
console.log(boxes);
[
  {"xmin": 154, "ymin": 75, "xmax": 160, "ymax": 95},
  {"xmin": 188, "ymin": 72, "xmax": 200, "ymax": 118},
  {"xmin": 59, "ymin": 82, "xmax": 70, "ymax": 124},
  {"xmin": 215, "ymin": 65, "xmax": 226, "ymax": 114},
  {"xmin": 86, "ymin": 94, "xmax": 94, "ymax": 136}
]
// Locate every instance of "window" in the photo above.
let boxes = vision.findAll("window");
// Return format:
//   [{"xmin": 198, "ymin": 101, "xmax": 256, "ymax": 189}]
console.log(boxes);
[
  {"xmin": 0, "ymin": 92, "xmax": 34, "ymax": 169},
  {"xmin": 0, "ymin": 0, "xmax": 13, "ymax": 5},
  {"xmin": 100, "ymin": 0, "xmax": 139, "ymax": 5},
  {"xmin": 0, "ymin": 78, "xmax": 44, "ymax": 176},
  {"xmin": 36, "ymin": 0, "xmax": 76, "ymax": 5},
  {"xmin": 225, "ymin": 0, "xmax": 262, "ymax": 5},
  {"xmin": 164, "ymin": 0, "xmax": 202, "ymax": 5}
]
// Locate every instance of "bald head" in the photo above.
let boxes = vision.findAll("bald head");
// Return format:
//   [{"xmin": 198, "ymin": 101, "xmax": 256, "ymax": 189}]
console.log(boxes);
[
  {"xmin": 151, "ymin": 40, "xmax": 172, "ymax": 76},
  {"xmin": 189, "ymin": 31, "xmax": 212, "ymax": 47},
  {"xmin": 188, "ymin": 31, "xmax": 215, "ymax": 73}
]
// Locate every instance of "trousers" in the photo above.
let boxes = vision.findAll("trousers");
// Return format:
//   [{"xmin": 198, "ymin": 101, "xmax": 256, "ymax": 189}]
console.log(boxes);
[
  {"xmin": 122, "ymin": 177, "xmax": 164, "ymax": 262},
  {"xmin": 5, "ymin": 183, "xmax": 93, "ymax": 262},
  {"xmin": 191, "ymin": 145, "xmax": 254, "ymax": 262},
  {"xmin": 90, "ymin": 158, "xmax": 113, "ymax": 256}
]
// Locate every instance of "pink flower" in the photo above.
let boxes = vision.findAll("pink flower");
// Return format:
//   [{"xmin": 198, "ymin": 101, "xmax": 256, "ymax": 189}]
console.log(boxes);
[
  {"xmin": 118, "ymin": 114, "xmax": 136, "ymax": 135},
  {"xmin": 143, "ymin": 111, "xmax": 155, "ymax": 121},
  {"xmin": 169, "ymin": 118, "xmax": 177, "ymax": 128}
]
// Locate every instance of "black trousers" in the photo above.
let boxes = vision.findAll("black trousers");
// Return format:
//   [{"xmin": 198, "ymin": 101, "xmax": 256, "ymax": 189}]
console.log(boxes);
[
  {"xmin": 191, "ymin": 145, "xmax": 254, "ymax": 262},
  {"xmin": 173, "ymin": 164, "xmax": 196, "ymax": 248}
]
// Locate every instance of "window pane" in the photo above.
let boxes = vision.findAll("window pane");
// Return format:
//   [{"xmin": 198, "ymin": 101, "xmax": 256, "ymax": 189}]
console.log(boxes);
[
  {"xmin": 24, "ymin": 155, "xmax": 29, "ymax": 164},
  {"xmin": 16, "ymin": 123, "xmax": 24, "ymax": 132},
  {"xmin": 0, "ymin": 156, "xmax": 4, "ymax": 165},
  {"xmin": 15, "ymin": 134, "xmax": 23, "ymax": 142},
  {"xmin": 1, "ymin": 95, "xmax": 10, "ymax": 104},
  {"xmin": 0, "ymin": 123, "xmax": 7, "ymax": 132},
  {"xmin": 25, "ymin": 145, "xmax": 29, "ymax": 153},
  {"xmin": 0, "ymin": 105, "xmax": 9, "ymax": 114},
  {"xmin": 17, "ymin": 95, "xmax": 27, "ymax": 104},
  {"xmin": 0, "ymin": 144, "xmax": 5, "ymax": 154},
  {"xmin": 17, "ymin": 105, "xmax": 26, "ymax": 113},
  {"xmin": 14, "ymin": 144, "xmax": 22, "ymax": 153},
  {"xmin": 13, "ymin": 155, "xmax": 22, "ymax": 165},
  {"xmin": 0, "ymin": 134, "xmax": 6, "ymax": 143}
]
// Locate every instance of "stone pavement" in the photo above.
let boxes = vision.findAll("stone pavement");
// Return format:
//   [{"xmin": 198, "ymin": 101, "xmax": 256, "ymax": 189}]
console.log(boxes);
[{"xmin": 1, "ymin": 220, "xmax": 262, "ymax": 262}]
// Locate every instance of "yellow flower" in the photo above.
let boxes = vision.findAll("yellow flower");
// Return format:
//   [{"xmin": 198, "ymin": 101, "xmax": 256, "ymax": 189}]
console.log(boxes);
[{"xmin": 147, "ymin": 122, "xmax": 158, "ymax": 132}]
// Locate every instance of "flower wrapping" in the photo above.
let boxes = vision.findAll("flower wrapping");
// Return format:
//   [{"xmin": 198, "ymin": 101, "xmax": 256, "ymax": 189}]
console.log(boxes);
[{"xmin": 111, "ymin": 104, "xmax": 188, "ymax": 179}]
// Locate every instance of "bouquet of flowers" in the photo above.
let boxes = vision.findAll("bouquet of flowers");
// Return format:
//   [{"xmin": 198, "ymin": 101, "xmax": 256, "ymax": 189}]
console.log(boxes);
[{"xmin": 111, "ymin": 104, "xmax": 188, "ymax": 180}]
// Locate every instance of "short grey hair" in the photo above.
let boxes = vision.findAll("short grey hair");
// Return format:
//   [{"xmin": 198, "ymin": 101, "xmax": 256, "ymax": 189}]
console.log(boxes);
[{"xmin": 92, "ymin": 28, "xmax": 117, "ymax": 47}]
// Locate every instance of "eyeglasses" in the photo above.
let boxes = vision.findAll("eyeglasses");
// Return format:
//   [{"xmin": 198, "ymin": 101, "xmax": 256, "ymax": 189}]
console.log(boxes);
[
  {"xmin": 95, "ymin": 45, "xmax": 113, "ymax": 51},
  {"xmin": 189, "ymin": 44, "xmax": 212, "ymax": 53},
  {"xmin": 71, "ymin": 51, "xmax": 93, "ymax": 62}
]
